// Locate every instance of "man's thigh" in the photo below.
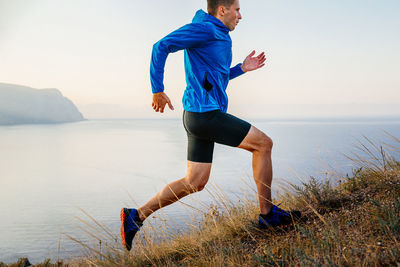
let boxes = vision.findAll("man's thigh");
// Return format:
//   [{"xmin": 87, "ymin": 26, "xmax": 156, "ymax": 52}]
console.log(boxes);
[
  {"xmin": 186, "ymin": 160, "xmax": 212, "ymax": 180},
  {"xmin": 183, "ymin": 110, "xmax": 251, "ymax": 162},
  {"xmin": 211, "ymin": 111, "xmax": 251, "ymax": 147},
  {"xmin": 187, "ymin": 134, "xmax": 215, "ymax": 163},
  {"xmin": 186, "ymin": 110, "xmax": 251, "ymax": 147}
]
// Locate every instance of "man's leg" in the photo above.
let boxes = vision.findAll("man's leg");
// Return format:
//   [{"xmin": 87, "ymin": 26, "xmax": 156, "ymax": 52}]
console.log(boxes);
[
  {"xmin": 137, "ymin": 161, "xmax": 212, "ymax": 221},
  {"xmin": 238, "ymin": 126, "xmax": 273, "ymax": 215}
]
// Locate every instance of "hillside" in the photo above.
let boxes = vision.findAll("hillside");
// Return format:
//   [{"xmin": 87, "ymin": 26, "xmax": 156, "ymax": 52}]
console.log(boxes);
[{"xmin": 2, "ymin": 139, "xmax": 400, "ymax": 266}]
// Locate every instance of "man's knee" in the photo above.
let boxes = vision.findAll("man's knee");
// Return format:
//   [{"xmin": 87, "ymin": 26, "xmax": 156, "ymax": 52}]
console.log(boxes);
[
  {"xmin": 184, "ymin": 163, "xmax": 211, "ymax": 192},
  {"xmin": 239, "ymin": 126, "xmax": 273, "ymax": 153},
  {"xmin": 259, "ymin": 133, "xmax": 273, "ymax": 153},
  {"xmin": 250, "ymin": 129, "xmax": 273, "ymax": 153},
  {"xmin": 184, "ymin": 174, "xmax": 209, "ymax": 192}
]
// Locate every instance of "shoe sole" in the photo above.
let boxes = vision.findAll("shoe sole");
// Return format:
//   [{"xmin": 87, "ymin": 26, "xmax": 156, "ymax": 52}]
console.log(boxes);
[
  {"xmin": 120, "ymin": 208, "xmax": 127, "ymax": 249},
  {"xmin": 259, "ymin": 222, "xmax": 292, "ymax": 229}
]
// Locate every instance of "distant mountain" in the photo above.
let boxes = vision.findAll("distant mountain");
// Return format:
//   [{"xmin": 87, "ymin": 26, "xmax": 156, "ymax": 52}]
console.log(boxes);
[{"xmin": 0, "ymin": 83, "xmax": 85, "ymax": 125}]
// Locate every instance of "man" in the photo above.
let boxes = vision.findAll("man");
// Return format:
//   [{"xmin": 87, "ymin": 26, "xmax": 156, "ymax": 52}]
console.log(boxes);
[{"xmin": 120, "ymin": 0, "xmax": 300, "ymax": 251}]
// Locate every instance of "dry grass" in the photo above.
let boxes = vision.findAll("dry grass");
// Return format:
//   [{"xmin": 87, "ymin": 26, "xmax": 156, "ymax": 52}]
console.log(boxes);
[{"xmin": 3, "ymin": 135, "xmax": 400, "ymax": 266}]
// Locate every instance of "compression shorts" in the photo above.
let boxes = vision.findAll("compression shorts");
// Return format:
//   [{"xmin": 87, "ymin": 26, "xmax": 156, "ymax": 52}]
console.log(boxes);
[{"xmin": 183, "ymin": 110, "xmax": 251, "ymax": 163}]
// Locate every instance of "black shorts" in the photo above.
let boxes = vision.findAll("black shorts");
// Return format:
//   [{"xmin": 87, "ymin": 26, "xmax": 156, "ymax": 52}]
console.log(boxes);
[{"xmin": 183, "ymin": 110, "xmax": 251, "ymax": 163}]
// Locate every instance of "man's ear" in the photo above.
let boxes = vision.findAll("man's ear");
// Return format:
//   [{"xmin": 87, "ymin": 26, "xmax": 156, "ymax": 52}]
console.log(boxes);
[{"xmin": 217, "ymin": 5, "xmax": 225, "ymax": 17}]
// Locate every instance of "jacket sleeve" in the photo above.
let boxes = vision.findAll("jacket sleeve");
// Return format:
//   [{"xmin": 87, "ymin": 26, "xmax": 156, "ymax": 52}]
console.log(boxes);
[
  {"xmin": 229, "ymin": 63, "xmax": 245, "ymax": 80},
  {"xmin": 150, "ymin": 23, "xmax": 213, "ymax": 93}
]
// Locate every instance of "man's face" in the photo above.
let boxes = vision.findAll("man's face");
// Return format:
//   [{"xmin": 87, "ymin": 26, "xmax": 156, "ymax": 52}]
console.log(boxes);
[{"xmin": 222, "ymin": 0, "xmax": 242, "ymax": 31}]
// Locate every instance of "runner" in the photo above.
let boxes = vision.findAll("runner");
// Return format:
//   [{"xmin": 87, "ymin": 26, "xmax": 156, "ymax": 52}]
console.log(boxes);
[{"xmin": 121, "ymin": 0, "xmax": 300, "ymax": 251}]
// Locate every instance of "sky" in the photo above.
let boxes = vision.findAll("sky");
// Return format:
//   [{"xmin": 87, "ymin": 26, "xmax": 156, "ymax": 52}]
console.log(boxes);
[{"xmin": 1, "ymin": 0, "xmax": 399, "ymax": 118}]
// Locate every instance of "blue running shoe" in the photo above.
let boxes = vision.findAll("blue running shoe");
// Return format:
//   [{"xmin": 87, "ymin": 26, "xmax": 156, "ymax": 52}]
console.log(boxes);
[
  {"xmin": 259, "ymin": 204, "xmax": 301, "ymax": 228},
  {"xmin": 120, "ymin": 208, "xmax": 143, "ymax": 251}
]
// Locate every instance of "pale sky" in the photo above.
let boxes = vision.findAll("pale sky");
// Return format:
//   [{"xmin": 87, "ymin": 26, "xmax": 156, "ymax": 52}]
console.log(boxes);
[{"xmin": 1, "ymin": 0, "xmax": 399, "ymax": 118}]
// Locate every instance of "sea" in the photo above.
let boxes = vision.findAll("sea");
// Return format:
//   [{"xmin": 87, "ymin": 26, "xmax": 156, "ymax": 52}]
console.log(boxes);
[{"xmin": 0, "ymin": 117, "xmax": 399, "ymax": 264}]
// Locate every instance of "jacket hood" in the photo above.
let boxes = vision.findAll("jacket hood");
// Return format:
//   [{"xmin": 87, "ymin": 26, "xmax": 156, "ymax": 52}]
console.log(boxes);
[{"xmin": 192, "ymin": 9, "xmax": 230, "ymax": 33}]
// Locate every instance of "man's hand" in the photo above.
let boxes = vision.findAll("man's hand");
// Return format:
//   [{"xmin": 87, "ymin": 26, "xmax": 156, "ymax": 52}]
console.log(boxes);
[
  {"xmin": 241, "ymin": 50, "xmax": 266, "ymax": 72},
  {"xmin": 152, "ymin": 92, "xmax": 174, "ymax": 113}
]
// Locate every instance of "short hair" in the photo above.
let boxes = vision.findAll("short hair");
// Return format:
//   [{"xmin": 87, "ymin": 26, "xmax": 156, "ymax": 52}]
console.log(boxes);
[{"xmin": 207, "ymin": 0, "xmax": 236, "ymax": 16}]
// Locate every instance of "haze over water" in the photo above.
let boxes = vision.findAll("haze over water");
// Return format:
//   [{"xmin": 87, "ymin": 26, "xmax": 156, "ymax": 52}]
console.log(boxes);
[{"xmin": 1, "ymin": 117, "xmax": 400, "ymax": 263}]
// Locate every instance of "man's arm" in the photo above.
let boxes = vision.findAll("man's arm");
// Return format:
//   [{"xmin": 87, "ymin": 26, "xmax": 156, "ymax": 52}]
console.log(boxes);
[
  {"xmin": 150, "ymin": 23, "xmax": 213, "ymax": 113},
  {"xmin": 150, "ymin": 23, "xmax": 213, "ymax": 94},
  {"xmin": 229, "ymin": 50, "xmax": 266, "ymax": 80},
  {"xmin": 229, "ymin": 63, "xmax": 245, "ymax": 80}
]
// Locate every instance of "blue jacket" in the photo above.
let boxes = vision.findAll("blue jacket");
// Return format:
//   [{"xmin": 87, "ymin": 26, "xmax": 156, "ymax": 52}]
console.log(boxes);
[{"xmin": 150, "ymin": 9, "xmax": 244, "ymax": 113}]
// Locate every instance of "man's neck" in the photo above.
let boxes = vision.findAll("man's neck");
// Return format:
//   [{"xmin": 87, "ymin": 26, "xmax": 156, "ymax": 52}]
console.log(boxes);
[{"xmin": 213, "ymin": 14, "xmax": 228, "ymax": 28}]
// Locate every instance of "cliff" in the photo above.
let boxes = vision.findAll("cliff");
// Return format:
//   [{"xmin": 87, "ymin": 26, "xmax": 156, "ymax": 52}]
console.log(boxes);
[{"xmin": 0, "ymin": 83, "xmax": 85, "ymax": 125}]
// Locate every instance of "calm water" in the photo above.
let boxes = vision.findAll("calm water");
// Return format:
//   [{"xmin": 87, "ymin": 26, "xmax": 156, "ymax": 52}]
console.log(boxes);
[{"xmin": 1, "ymin": 117, "xmax": 399, "ymax": 263}]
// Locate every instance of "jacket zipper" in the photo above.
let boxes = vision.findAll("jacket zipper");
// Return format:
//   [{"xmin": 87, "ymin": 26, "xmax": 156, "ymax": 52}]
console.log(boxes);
[{"xmin": 203, "ymin": 72, "xmax": 213, "ymax": 105}]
